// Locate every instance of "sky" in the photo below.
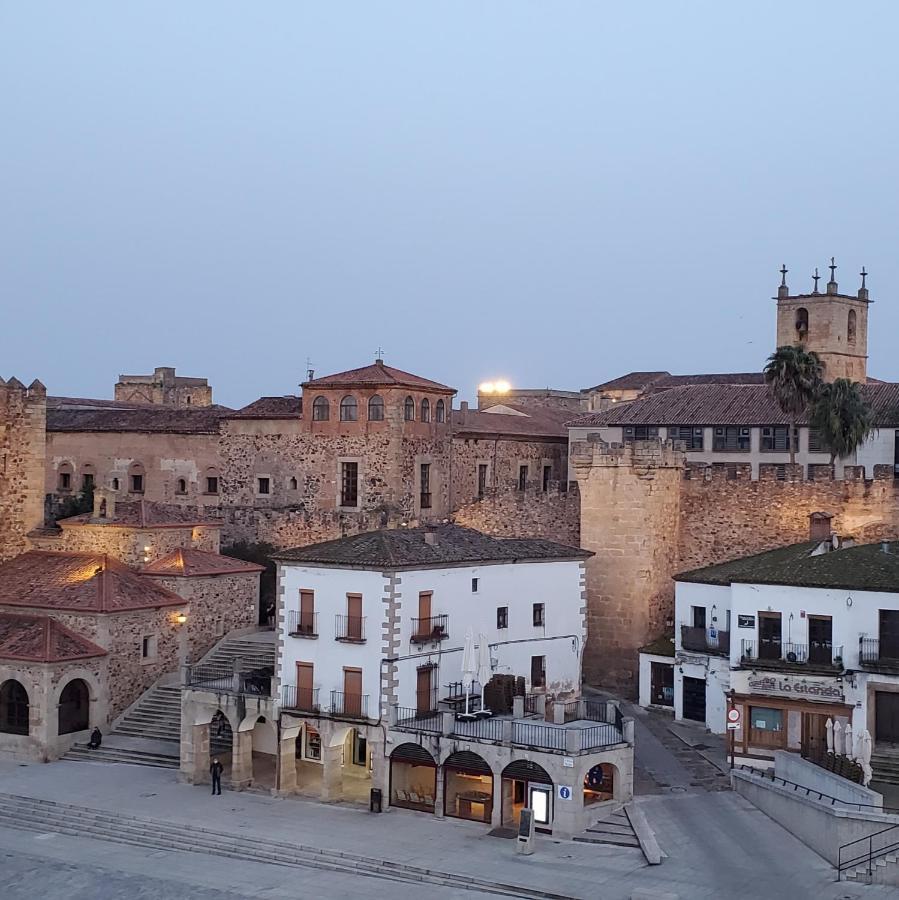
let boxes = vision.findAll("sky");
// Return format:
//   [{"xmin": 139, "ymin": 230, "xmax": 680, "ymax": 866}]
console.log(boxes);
[{"xmin": 2, "ymin": 2, "xmax": 898, "ymax": 408}]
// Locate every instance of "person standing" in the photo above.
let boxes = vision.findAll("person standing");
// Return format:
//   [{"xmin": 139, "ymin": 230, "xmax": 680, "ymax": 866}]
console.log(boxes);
[{"xmin": 210, "ymin": 757, "xmax": 224, "ymax": 795}]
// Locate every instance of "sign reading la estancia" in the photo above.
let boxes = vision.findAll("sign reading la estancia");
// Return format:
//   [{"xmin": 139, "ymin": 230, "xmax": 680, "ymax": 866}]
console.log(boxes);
[{"xmin": 745, "ymin": 673, "xmax": 843, "ymax": 702}]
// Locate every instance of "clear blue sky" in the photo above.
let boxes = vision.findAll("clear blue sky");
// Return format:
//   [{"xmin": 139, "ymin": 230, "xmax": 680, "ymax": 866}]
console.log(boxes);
[{"xmin": 2, "ymin": 2, "xmax": 897, "ymax": 407}]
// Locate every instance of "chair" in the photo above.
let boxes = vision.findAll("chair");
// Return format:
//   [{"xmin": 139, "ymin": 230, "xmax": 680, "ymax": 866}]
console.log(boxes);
[
  {"xmin": 410, "ymin": 791, "xmax": 422, "ymax": 804},
  {"xmin": 422, "ymin": 793, "xmax": 434, "ymax": 806},
  {"xmin": 396, "ymin": 790, "xmax": 409, "ymax": 802}
]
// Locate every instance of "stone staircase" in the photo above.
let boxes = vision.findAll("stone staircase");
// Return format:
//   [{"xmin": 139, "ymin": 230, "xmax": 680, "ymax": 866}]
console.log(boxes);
[
  {"xmin": 573, "ymin": 806, "xmax": 641, "ymax": 849},
  {"xmin": 872, "ymin": 750, "xmax": 899, "ymax": 785},
  {"xmin": 63, "ymin": 630, "xmax": 276, "ymax": 769},
  {"xmin": 843, "ymin": 850, "xmax": 899, "ymax": 885},
  {"xmin": 0, "ymin": 792, "xmax": 575, "ymax": 899}
]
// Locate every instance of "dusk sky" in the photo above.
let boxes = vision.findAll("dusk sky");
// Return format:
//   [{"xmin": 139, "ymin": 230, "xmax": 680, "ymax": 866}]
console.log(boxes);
[{"xmin": 2, "ymin": 3, "xmax": 897, "ymax": 408}]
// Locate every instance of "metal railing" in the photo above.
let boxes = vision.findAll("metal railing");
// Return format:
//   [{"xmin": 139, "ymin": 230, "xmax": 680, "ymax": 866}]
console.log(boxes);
[
  {"xmin": 411, "ymin": 614, "xmax": 449, "ymax": 643},
  {"xmin": 681, "ymin": 625, "xmax": 730, "ymax": 655},
  {"xmin": 512, "ymin": 722, "xmax": 567, "ymax": 752},
  {"xmin": 453, "ymin": 716, "xmax": 505, "ymax": 742},
  {"xmin": 740, "ymin": 639, "xmax": 843, "ymax": 667},
  {"xmin": 395, "ymin": 706, "xmax": 442, "ymax": 732},
  {"xmin": 186, "ymin": 664, "xmax": 273, "ymax": 697},
  {"xmin": 859, "ymin": 637, "xmax": 899, "ymax": 667},
  {"xmin": 330, "ymin": 690, "xmax": 369, "ymax": 719},
  {"xmin": 523, "ymin": 693, "xmax": 540, "ymax": 716},
  {"xmin": 187, "ymin": 664, "xmax": 234, "ymax": 692},
  {"xmin": 561, "ymin": 700, "xmax": 580, "ymax": 723},
  {"xmin": 281, "ymin": 684, "xmax": 320, "ymax": 713},
  {"xmin": 581, "ymin": 723, "xmax": 623, "ymax": 749},
  {"xmin": 838, "ymin": 824, "xmax": 899, "ymax": 881},
  {"xmin": 287, "ymin": 610, "xmax": 318, "ymax": 637},
  {"xmin": 583, "ymin": 699, "xmax": 624, "ymax": 732},
  {"xmin": 334, "ymin": 615, "xmax": 366, "ymax": 642}
]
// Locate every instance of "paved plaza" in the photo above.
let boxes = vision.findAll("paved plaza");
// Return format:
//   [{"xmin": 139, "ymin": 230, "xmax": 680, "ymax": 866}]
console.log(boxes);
[{"xmin": 0, "ymin": 754, "xmax": 893, "ymax": 900}]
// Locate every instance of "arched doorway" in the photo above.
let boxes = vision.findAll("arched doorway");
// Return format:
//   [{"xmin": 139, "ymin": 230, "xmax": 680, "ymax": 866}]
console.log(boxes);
[
  {"xmin": 583, "ymin": 763, "xmax": 616, "ymax": 805},
  {"xmin": 0, "ymin": 680, "xmax": 29, "ymax": 735},
  {"xmin": 294, "ymin": 723, "xmax": 323, "ymax": 796},
  {"xmin": 338, "ymin": 727, "xmax": 371, "ymax": 804},
  {"xmin": 443, "ymin": 750, "xmax": 493, "ymax": 823},
  {"xmin": 58, "ymin": 679, "xmax": 90, "ymax": 735},
  {"xmin": 501, "ymin": 759, "xmax": 553, "ymax": 831},
  {"xmin": 249, "ymin": 715, "xmax": 277, "ymax": 789},
  {"xmin": 390, "ymin": 743, "xmax": 436, "ymax": 812}
]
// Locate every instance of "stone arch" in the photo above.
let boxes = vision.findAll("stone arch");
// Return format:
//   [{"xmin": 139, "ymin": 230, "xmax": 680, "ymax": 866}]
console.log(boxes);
[
  {"xmin": 57, "ymin": 678, "xmax": 91, "ymax": 735},
  {"xmin": 390, "ymin": 743, "xmax": 437, "ymax": 811},
  {"xmin": 583, "ymin": 761, "xmax": 618, "ymax": 805},
  {"xmin": 795, "ymin": 307, "xmax": 809, "ymax": 342},
  {"xmin": 0, "ymin": 679, "xmax": 30, "ymax": 735},
  {"xmin": 442, "ymin": 749, "xmax": 494, "ymax": 823},
  {"xmin": 209, "ymin": 708, "xmax": 234, "ymax": 756},
  {"xmin": 500, "ymin": 759, "xmax": 553, "ymax": 829}
]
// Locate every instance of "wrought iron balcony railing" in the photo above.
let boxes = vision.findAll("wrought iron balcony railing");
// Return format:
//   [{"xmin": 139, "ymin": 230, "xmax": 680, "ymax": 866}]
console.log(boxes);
[
  {"xmin": 411, "ymin": 614, "xmax": 448, "ymax": 643},
  {"xmin": 335, "ymin": 615, "xmax": 366, "ymax": 643}
]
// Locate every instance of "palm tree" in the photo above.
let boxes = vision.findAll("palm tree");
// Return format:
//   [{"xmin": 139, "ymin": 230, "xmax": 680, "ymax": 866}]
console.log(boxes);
[
  {"xmin": 810, "ymin": 379, "xmax": 876, "ymax": 465},
  {"xmin": 763, "ymin": 346, "xmax": 824, "ymax": 465}
]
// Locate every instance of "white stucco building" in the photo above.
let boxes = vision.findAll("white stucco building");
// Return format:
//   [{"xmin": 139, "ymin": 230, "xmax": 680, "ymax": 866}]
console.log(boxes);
[{"xmin": 639, "ymin": 527, "xmax": 899, "ymax": 783}]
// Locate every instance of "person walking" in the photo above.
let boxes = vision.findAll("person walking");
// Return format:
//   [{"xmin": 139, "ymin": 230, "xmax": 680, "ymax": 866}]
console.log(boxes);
[{"xmin": 210, "ymin": 757, "xmax": 224, "ymax": 795}]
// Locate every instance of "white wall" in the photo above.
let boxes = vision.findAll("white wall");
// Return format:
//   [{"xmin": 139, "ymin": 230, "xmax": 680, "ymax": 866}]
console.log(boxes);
[{"xmin": 856, "ymin": 428, "xmax": 896, "ymax": 477}]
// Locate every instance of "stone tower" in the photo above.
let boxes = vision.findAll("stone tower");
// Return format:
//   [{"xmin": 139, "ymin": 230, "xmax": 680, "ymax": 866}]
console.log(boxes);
[
  {"xmin": 0, "ymin": 377, "xmax": 47, "ymax": 561},
  {"xmin": 775, "ymin": 260, "xmax": 871, "ymax": 382},
  {"xmin": 571, "ymin": 438, "xmax": 685, "ymax": 694}
]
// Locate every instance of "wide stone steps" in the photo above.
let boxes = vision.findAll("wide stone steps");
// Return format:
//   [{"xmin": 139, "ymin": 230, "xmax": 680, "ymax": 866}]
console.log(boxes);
[
  {"xmin": 844, "ymin": 852, "xmax": 899, "ymax": 883},
  {"xmin": 61, "ymin": 746, "xmax": 180, "ymax": 768},
  {"xmin": 871, "ymin": 753, "xmax": 899, "ymax": 785},
  {"xmin": 0, "ymin": 793, "xmax": 576, "ymax": 899},
  {"xmin": 572, "ymin": 808, "xmax": 641, "ymax": 849}
]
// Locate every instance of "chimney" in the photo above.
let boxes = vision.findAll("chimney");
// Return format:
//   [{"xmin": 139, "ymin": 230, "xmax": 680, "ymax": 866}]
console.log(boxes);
[
  {"xmin": 424, "ymin": 525, "xmax": 439, "ymax": 547},
  {"xmin": 809, "ymin": 511, "xmax": 833, "ymax": 542}
]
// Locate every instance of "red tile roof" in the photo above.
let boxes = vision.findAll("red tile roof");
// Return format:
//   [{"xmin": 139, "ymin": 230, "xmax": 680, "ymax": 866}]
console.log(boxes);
[
  {"xmin": 228, "ymin": 396, "xmax": 302, "ymax": 419},
  {"xmin": 0, "ymin": 613, "xmax": 107, "ymax": 662},
  {"xmin": 453, "ymin": 404, "xmax": 570, "ymax": 439},
  {"xmin": 59, "ymin": 500, "xmax": 219, "ymax": 529},
  {"xmin": 47, "ymin": 401, "xmax": 232, "ymax": 434},
  {"xmin": 303, "ymin": 361, "xmax": 455, "ymax": 393},
  {"xmin": 142, "ymin": 548, "xmax": 265, "ymax": 578},
  {"xmin": 0, "ymin": 551, "xmax": 185, "ymax": 612},
  {"xmin": 583, "ymin": 371, "xmax": 670, "ymax": 392},
  {"xmin": 569, "ymin": 382, "xmax": 899, "ymax": 428}
]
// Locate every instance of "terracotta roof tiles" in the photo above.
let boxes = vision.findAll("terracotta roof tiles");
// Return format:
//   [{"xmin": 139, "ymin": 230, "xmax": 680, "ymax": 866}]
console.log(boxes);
[
  {"xmin": 142, "ymin": 548, "xmax": 265, "ymax": 578},
  {"xmin": 303, "ymin": 361, "xmax": 455, "ymax": 393},
  {"xmin": 0, "ymin": 613, "xmax": 107, "ymax": 662}
]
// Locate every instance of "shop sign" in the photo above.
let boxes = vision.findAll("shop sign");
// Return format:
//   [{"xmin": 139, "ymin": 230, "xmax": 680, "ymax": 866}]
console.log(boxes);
[
  {"xmin": 737, "ymin": 615, "xmax": 755, "ymax": 629},
  {"xmin": 746, "ymin": 674, "xmax": 843, "ymax": 702}
]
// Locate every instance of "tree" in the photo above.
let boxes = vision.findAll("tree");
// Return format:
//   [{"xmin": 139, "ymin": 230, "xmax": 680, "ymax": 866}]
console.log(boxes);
[
  {"xmin": 810, "ymin": 378, "xmax": 876, "ymax": 465},
  {"xmin": 763, "ymin": 346, "xmax": 824, "ymax": 465},
  {"xmin": 52, "ymin": 480, "xmax": 94, "ymax": 523}
]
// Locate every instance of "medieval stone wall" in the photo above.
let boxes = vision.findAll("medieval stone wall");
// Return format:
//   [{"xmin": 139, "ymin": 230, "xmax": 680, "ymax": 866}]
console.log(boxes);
[{"xmin": 0, "ymin": 379, "xmax": 46, "ymax": 562}]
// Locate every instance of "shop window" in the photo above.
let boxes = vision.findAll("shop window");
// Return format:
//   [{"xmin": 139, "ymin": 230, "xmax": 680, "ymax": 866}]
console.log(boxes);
[
  {"xmin": 749, "ymin": 706, "xmax": 785, "ymax": 750},
  {"xmin": 390, "ymin": 744, "xmax": 436, "ymax": 811},
  {"xmin": 443, "ymin": 752, "xmax": 493, "ymax": 823},
  {"xmin": 304, "ymin": 725, "xmax": 322, "ymax": 760}
]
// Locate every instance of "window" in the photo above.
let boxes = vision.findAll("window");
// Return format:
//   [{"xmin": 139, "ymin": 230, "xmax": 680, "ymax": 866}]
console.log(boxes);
[
  {"xmin": 435, "ymin": 399, "xmax": 446, "ymax": 423},
  {"xmin": 712, "ymin": 426, "xmax": 751, "ymax": 452},
  {"xmin": 668, "ymin": 426, "xmax": 704, "ymax": 451},
  {"xmin": 340, "ymin": 395, "xmax": 358, "ymax": 422},
  {"xmin": 420, "ymin": 398, "xmax": 431, "ymax": 423},
  {"xmin": 58, "ymin": 471, "xmax": 71, "ymax": 491},
  {"xmin": 0, "ymin": 680, "xmax": 29, "ymax": 735},
  {"xmin": 131, "ymin": 473, "xmax": 144, "ymax": 493},
  {"xmin": 176, "ymin": 478, "xmax": 187, "ymax": 494},
  {"xmin": 81, "ymin": 472, "xmax": 94, "ymax": 492},
  {"xmin": 404, "ymin": 396, "xmax": 415, "ymax": 421},
  {"xmin": 808, "ymin": 428, "xmax": 823, "ymax": 452},
  {"xmin": 530, "ymin": 655, "xmax": 546, "ymax": 689},
  {"xmin": 691, "ymin": 606, "xmax": 706, "ymax": 629},
  {"xmin": 477, "ymin": 464, "xmax": 488, "ymax": 499},
  {"xmin": 518, "ymin": 464, "xmax": 528, "ymax": 491},
  {"xmin": 111, "ymin": 477, "xmax": 120, "ymax": 490},
  {"xmin": 542, "ymin": 465, "xmax": 552, "ymax": 492},
  {"xmin": 419, "ymin": 463, "xmax": 431, "ymax": 509},
  {"xmin": 471, "ymin": 577, "xmax": 479, "ymax": 593},
  {"xmin": 205, "ymin": 476, "xmax": 219, "ymax": 494},
  {"xmin": 848, "ymin": 309, "xmax": 857, "ymax": 343},
  {"xmin": 288, "ymin": 476, "xmax": 298, "ymax": 490},
  {"xmin": 312, "ymin": 396, "xmax": 330, "ymax": 421},
  {"xmin": 257, "ymin": 476, "xmax": 271, "ymax": 495},
  {"xmin": 761, "ymin": 426, "xmax": 794, "ymax": 452},
  {"xmin": 368, "ymin": 395, "xmax": 384, "ymax": 421},
  {"xmin": 141, "ymin": 634, "xmax": 157, "ymax": 660},
  {"xmin": 795, "ymin": 307, "xmax": 809, "ymax": 340},
  {"xmin": 533, "ymin": 603, "xmax": 545, "ymax": 627},
  {"xmin": 497, "ymin": 607, "xmax": 508, "ymax": 629},
  {"xmin": 623, "ymin": 426, "xmax": 659, "ymax": 442},
  {"xmin": 341, "ymin": 461, "xmax": 359, "ymax": 507}
]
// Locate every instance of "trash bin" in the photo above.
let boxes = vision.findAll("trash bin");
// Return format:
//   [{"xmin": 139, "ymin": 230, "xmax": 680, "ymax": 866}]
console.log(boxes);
[{"xmin": 370, "ymin": 788, "xmax": 382, "ymax": 813}]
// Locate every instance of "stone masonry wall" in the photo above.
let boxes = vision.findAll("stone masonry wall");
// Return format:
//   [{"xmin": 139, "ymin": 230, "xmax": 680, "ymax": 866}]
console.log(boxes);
[{"xmin": 0, "ymin": 379, "xmax": 46, "ymax": 562}]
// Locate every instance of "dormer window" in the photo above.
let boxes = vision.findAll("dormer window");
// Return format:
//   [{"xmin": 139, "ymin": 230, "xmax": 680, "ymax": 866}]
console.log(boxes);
[
  {"xmin": 312, "ymin": 396, "xmax": 330, "ymax": 421},
  {"xmin": 404, "ymin": 396, "xmax": 415, "ymax": 421},
  {"xmin": 340, "ymin": 396, "xmax": 358, "ymax": 422}
]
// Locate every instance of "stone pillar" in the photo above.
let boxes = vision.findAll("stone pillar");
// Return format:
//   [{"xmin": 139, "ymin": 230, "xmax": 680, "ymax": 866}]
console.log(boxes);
[
  {"xmin": 622, "ymin": 717, "xmax": 635, "ymax": 745},
  {"xmin": 434, "ymin": 764, "xmax": 445, "ymax": 818},
  {"xmin": 535, "ymin": 694, "xmax": 546, "ymax": 719},
  {"xmin": 553, "ymin": 701, "xmax": 566, "ymax": 725},
  {"xmin": 230, "ymin": 729, "xmax": 253, "ymax": 789},
  {"xmin": 370, "ymin": 738, "xmax": 388, "ymax": 807},
  {"xmin": 181, "ymin": 723, "xmax": 210, "ymax": 785},
  {"xmin": 513, "ymin": 696, "xmax": 525, "ymax": 718},
  {"xmin": 490, "ymin": 763, "xmax": 503, "ymax": 829},
  {"xmin": 321, "ymin": 744, "xmax": 343, "ymax": 802},
  {"xmin": 276, "ymin": 734, "xmax": 297, "ymax": 795}
]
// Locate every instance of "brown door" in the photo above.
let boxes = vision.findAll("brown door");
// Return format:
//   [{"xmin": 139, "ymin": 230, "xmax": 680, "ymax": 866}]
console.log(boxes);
[
  {"xmin": 801, "ymin": 712, "xmax": 827, "ymax": 759},
  {"xmin": 347, "ymin": 594, "xmax": 363, "ymax": 640},
  {"xmin": 416, "ymin": 666, "xmax": 434, "ymax": 714},
  {"xmin": 881, "ymin": 610, "xmax": 899, "ymax": 659},
  {"xmin": 759, "ymin": 613, "xmax": 782, "ymax": 660},
  {"xmin": 297, "ymin": 662, "xmax": 314, "ymax": 711},
  {"xmin": 418, "ymin": 592, "xmax": 432, "ymax": 636},
  {"xmin": 344, "ymin": 668, "xmax": 363, "ymax": 717},
  {"xmin": 876, "ymin": 692, "xmax": 899, "ymax": 744},
  {"xmin": 299, "ymin": 590, "xmax": 314, "ymax": 634},
  {"xmin": 808, "ymin": 616, "xmax": 833, "ymax": 664}
]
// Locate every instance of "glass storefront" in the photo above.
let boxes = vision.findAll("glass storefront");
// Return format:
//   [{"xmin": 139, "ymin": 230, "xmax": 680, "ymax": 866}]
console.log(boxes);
[
  {"xmin": 445, "ymin": 769, "xmax": 493, "ymax": 822},
  {"xmin": 390, "ymin": 760, "xmax": 436, "ymax": 811}
]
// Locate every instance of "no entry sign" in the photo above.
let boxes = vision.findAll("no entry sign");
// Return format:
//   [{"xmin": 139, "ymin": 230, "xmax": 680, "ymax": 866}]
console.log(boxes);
[{"xmin": 727, "ymin": 707, "xmax": 741, "ymax": 730}]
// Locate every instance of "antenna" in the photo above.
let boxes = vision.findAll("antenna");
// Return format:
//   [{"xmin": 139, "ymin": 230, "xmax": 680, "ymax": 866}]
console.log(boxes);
[{"xmin": 305, "ymin": 356, "xmax": 314, "ymax": 382}]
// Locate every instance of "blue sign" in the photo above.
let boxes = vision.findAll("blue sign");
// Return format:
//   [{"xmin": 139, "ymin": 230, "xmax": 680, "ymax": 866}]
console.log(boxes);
[{"xmin": 558, "ymin": 785, "xmax": 572, "ymax": 801}]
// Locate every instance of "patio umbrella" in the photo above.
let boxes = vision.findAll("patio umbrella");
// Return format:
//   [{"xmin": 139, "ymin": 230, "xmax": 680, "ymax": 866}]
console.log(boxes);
[
  {"xmin": 833, "ymin": 720, "xmax": 843, "ymax": 756},
  {"xmin": 843, "ymin": 722, "xmax": 853, "ymax": 759},
  {"xmin": 475, "ymin": 633, "xmax": 492, "ymax": 717},
  {"xmin": 825, "ymin": 717, "xmax": 834, "ymax": 753},
  {"xmin": 460, "ymin": 627, "xmax": 477, "ymax": 718},
  {"xmin": 859, "ymin": 729, "xmax": 873, "ymax": 786}
]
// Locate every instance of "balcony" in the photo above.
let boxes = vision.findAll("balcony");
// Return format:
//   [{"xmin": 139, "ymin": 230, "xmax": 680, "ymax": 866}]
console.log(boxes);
[
  {"xmin": 281, "ymin": 685, "xmax": 320, "ymax": 713},
  {"xmin": 287, "ymin": 610, "xmax": 318, "ymax": 638},
  {"xmin": 411, "ymin": 614, "xmax": 449, "ymax": 643},
  {"xmin": 740, "ymin": 639, "xmax": 844, "ymax": 673},
  {"xmin": 185, "ymin": 663, "xmax": 274, "ymax": 697},
  {"xmin": 681, "ymin": 625, "xmax": 730, "ymax": 656},
  {"xmin": 330, "ymin": 690, "xmax": 369, "ymax": 720},
  {"xmin": 859, "ymin": 638, "xmax": 899, "ymax": 674},
  {"xmin": 335, "ymin": 614, "xmax": 366, "ymax": 643}
]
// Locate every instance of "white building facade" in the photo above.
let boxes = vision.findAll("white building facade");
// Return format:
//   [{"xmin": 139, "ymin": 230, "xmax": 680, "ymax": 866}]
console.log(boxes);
[{"xmin": 639, "ymin": 535, "xmax": 899, "ymax": 782}]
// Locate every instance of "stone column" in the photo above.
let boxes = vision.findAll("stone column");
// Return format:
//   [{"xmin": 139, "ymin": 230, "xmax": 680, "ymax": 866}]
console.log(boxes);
[
  {"xmin": 370, "ymin": 739, "xmax": 388, "ymax": 806},
  {"xmin": 320, "ymin": 744, "xmax": 343, "ymax": 802},
  {"xmin": 433, "ymin": 764, "xmax": 445, "ymax": 818},
  {"xmin": 181, "ymin": 723, "xmax": 210, "ymax": 785},
  {"xmin": 276, "ymin": 734, "xmax": 297, "ymax": 795},
  {"xmin": 490, "ymin": 762, "xmax": 503, "ymax": 829},
  {"xmin": 230, "ymin": 729, "xmax": 253, "ymax": 789}
]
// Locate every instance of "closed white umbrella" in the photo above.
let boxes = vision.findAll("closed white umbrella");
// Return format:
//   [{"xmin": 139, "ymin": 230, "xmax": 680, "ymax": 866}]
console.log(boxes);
[
  {"xmin": 859, "ymin": 729, "xmax": 873, "ymax": 786},
  {"xmin": 843, "ymin": 722, "xmax": 853, "ymax": 759},
  {"xmin": 825, "ymin": 717, "xmax": 834, "ymax": 754},
  {"xmin": 475, "ymin": 633, "xmax": 492, "ymax": 717},
  {"xmin": 833, "ymin": 720, "xmax": 843, "ymax": 756},
  {"xmin": 460, "ymin": 627, "xmax": 477, "ymax": 719}
]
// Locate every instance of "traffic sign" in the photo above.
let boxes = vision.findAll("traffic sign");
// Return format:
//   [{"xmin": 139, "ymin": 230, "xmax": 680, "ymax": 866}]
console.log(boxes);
[{"xmin": 727, "ymin": 707, "xmax": 741, "ymax": 730}]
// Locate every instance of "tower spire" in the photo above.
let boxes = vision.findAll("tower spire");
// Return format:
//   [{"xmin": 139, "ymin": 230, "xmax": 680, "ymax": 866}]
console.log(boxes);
[
  {"xmin": 812, "ymin": 268, "xmax": 820, "ymax": 294},
  {"xmin": 827, "ymin": 256, "xmax": 838, "ymax": 294}
]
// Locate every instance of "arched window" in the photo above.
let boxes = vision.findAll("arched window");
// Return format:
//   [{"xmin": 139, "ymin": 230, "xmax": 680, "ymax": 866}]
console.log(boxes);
[
  {"xmin": 404, "ymin": 396, "xmax": 415, "ymax": 421},
  {"xmin": 128, "ymin": 462, "xmax": 146, "ymax": 494},
  {"xmin": 435, "ymin": 399, "xmax": 446, "ymax": 423},
  {"xmin": 312, "ymin": 396, "xmax": 330, "ymax": 421},
  {"xmin": 583, "ymin": 763, "xmax": 616, "ymax": 805},
  {"xmin": 340, "ymin": 396, "xmax": 358, "ymax": 422},
  {"xmin": 420, "ymin": 398, "xmax": 431, "ymax": 423},
  {"xmin": 795, "ymin": 307, "xmax": 809, "ymax": 342},
  {"xmin": 204, "ymin": 467, "xmax": 220, "ymax": 495},
  {"xmin": 81, "ymin": 464, "xmax": 96, "ymax": 492},
  {"xmin": 288, "ymin": 476, "xmax": 298, "ymax": 490},
  {"xmin": 368, "ymin": 395, "xmax": 385, "ymax": 421},
  {"xmin": 0, "ymin": 680, "xmax": 29, "ymax": 735},
  {"xmin": 111, "ymin": 477, "xmax": 120, "ymax": 491},
  {"xmin": 848, "ymin": 309, "xmax": 857, "ymax": 343},
  {"xmin": 58, "ymin": 679, "xmax": 90, "ymax": 735},
  {"xmin": 57, "ymin": 461, "xmax": 74, "ymax": 492},
  {"xmin": 176, "ymin": 477, "xmax": 187, "ymax": 495}
]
